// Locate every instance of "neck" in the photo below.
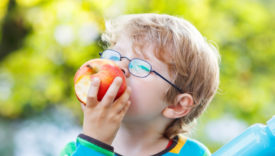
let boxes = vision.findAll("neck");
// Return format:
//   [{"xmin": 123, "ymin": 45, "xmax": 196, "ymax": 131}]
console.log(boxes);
[{"xmin": 112, "ymin": 117, "xmax": 171, "ymax": 155}]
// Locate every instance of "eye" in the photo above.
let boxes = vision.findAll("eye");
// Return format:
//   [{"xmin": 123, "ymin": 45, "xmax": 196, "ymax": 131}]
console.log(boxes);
[
  {"xmin": 138, "ymin": 64, "xmax": 150, "ymax": 72},
  {"xmin": 109, "ymin": 56, "xmax": 120, "ymax": 61},
  {"xmin": 129, "ymin": 59, "xmax": 151, "ymax": 77},
  {"xmin": 132, "ymin": 59, "xmax": 151, "ymax": 72},
  {"xmin": 101, "ymin": 50, "xmax": 120, "ymax": 61}
]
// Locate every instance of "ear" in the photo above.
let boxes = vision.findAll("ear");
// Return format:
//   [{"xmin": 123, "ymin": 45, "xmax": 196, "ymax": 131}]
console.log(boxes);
[{"xmin": 162, "ymin": 93, "xmax": 194, "ymax": 119}]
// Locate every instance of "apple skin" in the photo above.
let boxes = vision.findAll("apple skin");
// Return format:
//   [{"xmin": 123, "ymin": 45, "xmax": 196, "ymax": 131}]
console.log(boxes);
[{"xmin": 74, "ymin": 59, "xmax": 127, "ymax": 104}]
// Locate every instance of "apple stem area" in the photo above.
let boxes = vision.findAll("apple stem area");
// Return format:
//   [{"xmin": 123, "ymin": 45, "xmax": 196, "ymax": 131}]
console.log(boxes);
[
  {"xmin": 86, "ymin": 64, "xmax": 93, "ymax": 69},
  {"xmin": 86, "ymin": 64, "xmax": 98, "ymax": 73}
]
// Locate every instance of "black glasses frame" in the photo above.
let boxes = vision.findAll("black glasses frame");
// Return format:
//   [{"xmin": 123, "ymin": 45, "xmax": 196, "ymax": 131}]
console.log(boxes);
[{"xmin": 99, "ymin": 49, "xmax": 183, "ymax": 93}]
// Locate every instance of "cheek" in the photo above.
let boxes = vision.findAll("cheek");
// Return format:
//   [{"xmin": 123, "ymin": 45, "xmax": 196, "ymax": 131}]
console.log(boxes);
[{"xmin": 126, "ymin": 76, "xmax": 169, "ymax": 115}]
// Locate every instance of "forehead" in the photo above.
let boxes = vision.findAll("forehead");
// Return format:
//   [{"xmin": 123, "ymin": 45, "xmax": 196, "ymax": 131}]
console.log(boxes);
[
  {"xmin": 111, "ymin": 34, "xmax": 145, "ymax": 57},
  {"xmin": 110, "ymin": 33, "xmax": 176, "ymax": 77},
  {"xmin": 112, "ymin": 41, "xmax": 169, "ymax": 73},
  {"xmin": 112, "ymin": 34, "xmax": 162, "ymax": 60}
]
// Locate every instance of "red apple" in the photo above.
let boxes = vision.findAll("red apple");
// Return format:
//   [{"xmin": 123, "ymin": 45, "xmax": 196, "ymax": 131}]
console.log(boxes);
[{"xmin": 74, "ymin": 59, "xmax": 127, "ymax": 104}]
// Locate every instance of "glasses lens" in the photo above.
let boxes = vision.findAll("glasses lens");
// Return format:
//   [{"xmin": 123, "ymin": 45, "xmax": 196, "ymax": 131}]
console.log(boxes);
[
  {"xmin": 101, "ymin": 50, "xmax": 120, "ymax": 61},
  {"xmin": 129, "ymin": 59, "xmax": 151, "ymax": 77}
]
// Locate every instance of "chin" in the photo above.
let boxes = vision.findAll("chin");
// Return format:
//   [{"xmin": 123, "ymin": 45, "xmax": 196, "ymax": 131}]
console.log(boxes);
[
  {"xmin": 122, "ymin": 114, "xmax": 144, "ymax": 123},
  {"xmin": 122, "ymin": 106, "xmax": 143, "ymax": 122},
  {"xmin": 122, "ymin": 107, "xmax": 157, "ymax": 124}
]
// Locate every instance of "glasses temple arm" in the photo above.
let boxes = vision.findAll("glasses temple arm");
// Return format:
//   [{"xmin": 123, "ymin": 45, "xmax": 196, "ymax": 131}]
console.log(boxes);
[{"xmin": 152, "ymin": 71, "xmax": 183, "ymax": 93}]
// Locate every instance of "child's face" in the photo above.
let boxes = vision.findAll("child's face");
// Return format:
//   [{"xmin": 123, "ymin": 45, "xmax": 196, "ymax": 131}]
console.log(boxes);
[{"xmin": 112, "ymin": 35, "xmax": 173, "ymax": 122}]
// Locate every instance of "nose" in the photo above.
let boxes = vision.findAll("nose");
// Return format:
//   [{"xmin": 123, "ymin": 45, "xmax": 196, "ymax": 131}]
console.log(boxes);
[{"xmin": 116, "ymin": 59, "xmax": 130, "ymax": 78}]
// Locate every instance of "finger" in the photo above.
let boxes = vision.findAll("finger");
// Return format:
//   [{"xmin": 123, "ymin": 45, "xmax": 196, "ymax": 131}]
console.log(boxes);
[
  {"xmin": 86, "ymin": 77, "xmax": 100, "ymax": 108},
  {"xmin": 101, "ymin": 77, "xmax": 122, "ymax": 107},
  {"xmin": 113, "ymin": 87, "xmax": 131, "ymax": 112},
  {"xmin": 118, "ymin": 101, "xmax": 131, "ymax": 119}
]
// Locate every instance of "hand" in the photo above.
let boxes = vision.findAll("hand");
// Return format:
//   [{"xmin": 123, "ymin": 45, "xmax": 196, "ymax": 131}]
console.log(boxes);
[{"xmin": 82, "ymin": 77, "xmax": 131, "ymax": 145}]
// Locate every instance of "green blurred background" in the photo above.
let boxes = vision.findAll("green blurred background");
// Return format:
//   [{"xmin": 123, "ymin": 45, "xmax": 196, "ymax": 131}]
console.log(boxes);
[{"xmin": 0, "ymin": 0, "xmax": 275, "ymax": 155}]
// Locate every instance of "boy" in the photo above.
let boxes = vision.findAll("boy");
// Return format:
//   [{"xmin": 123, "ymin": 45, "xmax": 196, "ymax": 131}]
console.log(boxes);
[{"xmin": 61, "ymin": 13, "xmax": 220, "ymax": 156}]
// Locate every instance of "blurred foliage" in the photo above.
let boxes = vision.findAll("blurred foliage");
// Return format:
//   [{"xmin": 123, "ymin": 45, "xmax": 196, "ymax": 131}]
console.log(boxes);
[{"xmin": 0, "ymin": 0, "xmax": 275, "ymax": 152}]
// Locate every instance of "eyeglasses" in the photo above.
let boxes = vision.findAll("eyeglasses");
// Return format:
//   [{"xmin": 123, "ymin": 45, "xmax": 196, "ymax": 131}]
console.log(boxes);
[{"xmin": 99, "ymin": 49, "xmax": 183, "ymax": 93}]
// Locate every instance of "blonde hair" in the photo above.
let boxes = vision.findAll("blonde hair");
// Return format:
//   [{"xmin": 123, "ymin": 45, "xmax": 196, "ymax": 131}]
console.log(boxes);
[{"xmin": 101, "ymin": 13, "xmax": 220, "ymax": 139}]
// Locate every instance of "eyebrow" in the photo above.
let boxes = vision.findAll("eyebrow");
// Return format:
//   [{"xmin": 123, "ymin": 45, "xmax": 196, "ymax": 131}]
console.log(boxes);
[
  {"xmin": 111, "ymin": 46, "xmax": 124, "ymax": 55},
  {"xmin": 132, "ymin": 46, "xmax": 149, "ymax": 59}
]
